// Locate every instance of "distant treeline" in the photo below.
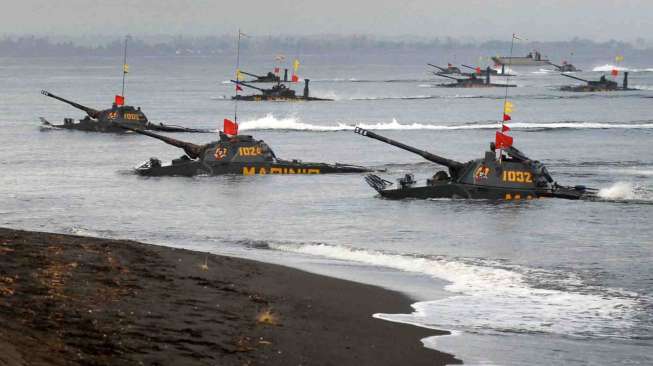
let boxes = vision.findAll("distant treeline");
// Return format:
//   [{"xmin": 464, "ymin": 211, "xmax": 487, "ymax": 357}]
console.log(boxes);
[{"xmin": 1, "ymin": 35, "xmax": 652, "ymax": 61}]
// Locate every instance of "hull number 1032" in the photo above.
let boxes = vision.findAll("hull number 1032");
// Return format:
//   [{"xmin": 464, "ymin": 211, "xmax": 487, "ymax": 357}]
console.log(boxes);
[{"xmin": 502, "ymin": 170, "xmax": 533, "ymax": 183}]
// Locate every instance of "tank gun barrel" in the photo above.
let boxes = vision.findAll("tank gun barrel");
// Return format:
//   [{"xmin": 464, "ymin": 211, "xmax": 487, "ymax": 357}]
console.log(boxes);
[
  {"xmin": 434, "ymin": 73, "xmax": 461, "ymax": 81},
  {"xmin": 41, "ymin": 90, "xmax": 100, "ymax": 118},
  {"xmin": 121, "ymin": 126, "xmax": 204, "ymax": 159},
  {"xmin": 353, "ymin": 127, "xmax": 464, "ymax": 171},
  {"xmin": 461, "ymin": 64, "xmax": 477, "ymax": 70},
  {"xmin": 240, "ymin": 70, "xmax": 263, "ymax": 79},
  {"xmin": 231, "ymin": 80, "xmax": 264, "ymax": 92},
  {"xmin": 427, "ymin": 63, "xmax": 446, "ymax": 71},
  {"xmin": 561, "ymin": 73, "xmax": 589, "ymax": 83}
]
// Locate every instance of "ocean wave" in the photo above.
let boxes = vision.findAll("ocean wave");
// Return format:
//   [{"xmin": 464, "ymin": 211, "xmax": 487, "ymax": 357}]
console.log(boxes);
[
  {"xmin": 268, "ymin": 242, "xmax": 643, "ymax": 339},
  {"xmin": 592, "ymin": 64, "xmax": 653, "ymax": 72},
  {"xmin": 598, "ymin": 182, "xmax": 638, "ymax": 200},
  {"xmin": 237, "ymin": 115, "xmax": 653, "ymax": 132}
]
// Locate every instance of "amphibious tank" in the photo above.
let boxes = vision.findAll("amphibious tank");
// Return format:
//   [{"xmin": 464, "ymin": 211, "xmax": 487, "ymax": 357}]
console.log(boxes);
[
  {"xmin": 125, "ymin": 127, "xmax": 370, "ymax": 176},
  {"xmin": 354, "ymin": 127, "xmax": 595, "ymax": 200},
  {"xmin": 460, "ymin": 64, "xmax": 515, "ymax": 77},
  {"xmin": 240, "ymin": 70, "xmax": 281, "ymax": 83},
  {"xmin": 231, "ymin": 79, "xmax": 331, "ymax": 101},
  {"xmin": 550, "ymin": 61, "xmax": 580, "ymax": 72},
  {"xmin": 40, "ymin": 90, "xmax": 210, "ymax": 133},
  {"xmin": 560, "ymin": 73, "xmax": 633, "ymax": 92},
  {"xmin": 427, "ymin": 63, "xmax": 462, "ymax": 75},
  {"xmin": 434, "ymin": 67, "xmax": 516, "ymax": 88}
]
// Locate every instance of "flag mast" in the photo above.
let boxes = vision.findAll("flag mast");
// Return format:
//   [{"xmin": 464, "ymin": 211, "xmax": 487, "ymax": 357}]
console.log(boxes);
[{"xmin": 497, "ymin": 34, "xmax": 518, "ymax": 162}]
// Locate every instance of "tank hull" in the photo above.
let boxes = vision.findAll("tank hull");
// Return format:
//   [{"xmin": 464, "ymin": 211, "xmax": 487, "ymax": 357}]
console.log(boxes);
[
  {"xmin": 40, "ymin": 118, "xmax": 211, "ymax": 133},
  {"xmin": 437, "ymin": 82, "xmax": 517, "ymax": 88},
  {"xmin": 559, "ymin": 85, "xmax": 629, "ymax": 92},
  {"xmin": 134, "ymin": 158, "xmax": 370, "ymax": 177},
  {"xmin": 232, "ymin": 95, "xmax": 332, "ymax": 101},
  {"xmin": 374, "ymin": 181, "xmax": 588, "ymax": 200}
]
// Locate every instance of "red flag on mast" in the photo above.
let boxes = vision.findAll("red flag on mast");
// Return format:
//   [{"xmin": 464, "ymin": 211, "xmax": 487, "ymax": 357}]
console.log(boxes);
[
  {"xmin": 224, "ymin": 118, "xmax": 238, "ymax": 136},
  {"xmin": 502, "ymin": 124, "xmax": 511, "ymax": 132},
  {"xmin": 115, "ymin": 95, "xmax": 124, "ymax": 106},
  {"xmin": 495, "ymin": 131, "xmax": 513, "ymax": 149}
]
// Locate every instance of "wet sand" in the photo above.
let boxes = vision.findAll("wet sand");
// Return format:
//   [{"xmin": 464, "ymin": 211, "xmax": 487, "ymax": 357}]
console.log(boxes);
[{"xmin": 0, "ymin": 228, "xmax": 461, "ymax": 365}]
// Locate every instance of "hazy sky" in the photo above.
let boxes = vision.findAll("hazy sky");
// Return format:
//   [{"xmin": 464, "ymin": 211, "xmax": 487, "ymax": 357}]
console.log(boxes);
[{"xmin": 2, "ymin": 0, "xmax": 651, "ymax": 41}]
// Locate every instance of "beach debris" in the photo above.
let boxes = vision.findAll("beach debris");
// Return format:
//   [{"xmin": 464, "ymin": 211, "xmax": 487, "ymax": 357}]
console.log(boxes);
[
  {"xmin": 199, "ymin": 256, "xmax": 209, "ymax": 271},
  {"xmin": 256, "ymin": 308, "xmax": 279, "ymax": 326}
]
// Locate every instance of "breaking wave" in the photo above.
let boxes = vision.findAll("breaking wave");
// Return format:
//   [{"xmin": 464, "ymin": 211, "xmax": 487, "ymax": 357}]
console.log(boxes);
[
  {"xmin": 238, "ymin": 114, "xmax": 653, "ymax": 132},
  {"xmin": 592, "ymin": 64, "xmax": 653, "ymax": 72},
  {"xmin": 598, "ymin": 182, "xmax": 637, "ymax": 200},
  {"xmin": 267, "ymin": 242, "xmax": 644, "ymax": 339}
]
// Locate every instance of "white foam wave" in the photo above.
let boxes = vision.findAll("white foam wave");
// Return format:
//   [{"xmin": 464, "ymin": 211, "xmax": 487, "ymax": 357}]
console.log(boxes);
[
  {"xmin": 269, "ymin": 242, "xmax": 640, "ymax": 338},
  {"xmin": 237, "ymin": 115, "xmax": 653, "ymax": 132},
  {"xmin": 593, "ymin": 64, "xmax": 628, "ymax": 72},
  {"xmin": 598, "ymin": 182, "xmax": 637, "ymax": 200},
  {"xmin": 592, "ymin": 64, "xmax": 653, "ymax": 72}
]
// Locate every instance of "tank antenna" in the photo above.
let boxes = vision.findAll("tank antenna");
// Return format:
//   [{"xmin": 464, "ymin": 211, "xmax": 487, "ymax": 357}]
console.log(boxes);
[
  {"xmin": 233, "ymin": 29, "xmax": 245, "ymax": 124},
  {"xmin": 121, "ymin": 35, "xmax": 129, "ymax": 101}
]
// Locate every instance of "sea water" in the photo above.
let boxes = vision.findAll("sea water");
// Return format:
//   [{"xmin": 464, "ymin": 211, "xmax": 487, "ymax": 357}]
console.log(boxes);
[{"xmin": 1, "ymin": 52, "xmax": 651, "ymax": 365}]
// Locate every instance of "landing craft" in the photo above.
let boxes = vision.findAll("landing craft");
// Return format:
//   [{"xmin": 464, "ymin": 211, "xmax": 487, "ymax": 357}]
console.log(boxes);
[
  {"xmin": 560, "ymin": 72, "xmax": 633, "ymax": 92},
  {"xmin": 125, "ymin": 123, "xmax": 370, "ymax": 176},
  {"xmin": 354, "ymin": 127, "xmax": 596, "ymax": 200},
  {"xmin": 39, "ymin": 90, "xmax": 210, "ymax": 133},
  {"xmin": 492, "ymin": 51, "xmax": 550, "ymax": 66},
  {"xmin": 434, "ymin": 67, "xmax": 517, "ymax": 88},
  {"xmin": 231, "ymin": 79, "xmax": 331, "ymax": 101},
  {"xmin": 427, "ymin": 63, "xmax": 462, "ymax": 75}
]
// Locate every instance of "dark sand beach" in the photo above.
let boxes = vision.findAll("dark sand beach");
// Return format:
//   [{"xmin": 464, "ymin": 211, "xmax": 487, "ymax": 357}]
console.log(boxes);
[{"xmin": 0, "ymin": 228, "xmax": 460, "ymax": 365}]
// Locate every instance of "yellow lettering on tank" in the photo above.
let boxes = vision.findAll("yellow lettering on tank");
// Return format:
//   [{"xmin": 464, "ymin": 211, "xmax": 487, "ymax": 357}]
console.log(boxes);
[
  {"xmin": 270, "ymin": 167, "xmax": 282, "ymax": 174},
  {"xmin": 287, "ymin": 168, "xmax": 296, "ymax": 174},
  {"xmin": 243, "ymin": 167, "xmax": 256, "ymax": 176},
  {"xmin": 258, "ymin": 168, "xmax": 267, "ymax": 175},
  {"xmin": 123, "ymin": 113, "xmax": 141, "ymax": 121},
  {"xmin": 307, "ymin": 169, "xmax": 320, "ymax": 174}
]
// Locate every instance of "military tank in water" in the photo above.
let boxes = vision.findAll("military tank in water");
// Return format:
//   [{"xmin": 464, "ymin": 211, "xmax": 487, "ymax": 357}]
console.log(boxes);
[
  {"xmin": 560, "ymin": 73, "xmax": 633, "ymax": 92},
  {"xmin": 240, "ymin": 70, "xmax": 282, "ymax": 83},
  {"xmin": 354, "ymin": 127, "xmax": 595, "ymax": 200},
  {"xmin": 550, "ymin": 61, "xmax": 580, "ymax": 72},
  {"xmin": 434, "ymin": 67, "xmax": 516, "ymax": 88},
  {"xmin": 460, "ymin": 64, "xmax": 514, "ymax": 77},
  {"xmin": 40, "ymin": 90, "xmax": 210, "ymax": 133},
  {"xmin": 125, "ymin": 126, "xmax": 370, "ymax": 176},
  {"xmin": 231, "ymin": 79, "xmax": 331, "ymax": 101},
  {"xmin": 427, "ymin": 63, "xmax": 462, "ymax": 75}
]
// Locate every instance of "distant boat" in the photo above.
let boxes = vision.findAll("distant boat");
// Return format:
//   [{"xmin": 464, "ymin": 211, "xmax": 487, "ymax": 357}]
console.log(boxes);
[{"xmin": 492, "ymin": 51, "xmax": 550, "ymax": 66}]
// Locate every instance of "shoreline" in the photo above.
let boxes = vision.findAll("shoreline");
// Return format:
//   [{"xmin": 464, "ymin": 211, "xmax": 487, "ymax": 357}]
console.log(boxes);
[{"xmin": 0, "ymin": 227, "xmax": 461, "ymax": 365}]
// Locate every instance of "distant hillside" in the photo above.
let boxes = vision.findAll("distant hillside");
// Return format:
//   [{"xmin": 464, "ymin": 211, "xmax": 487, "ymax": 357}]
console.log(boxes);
[{"xmin": 2, "ymin": 35, "xmax": 652, "ymax": 65}]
